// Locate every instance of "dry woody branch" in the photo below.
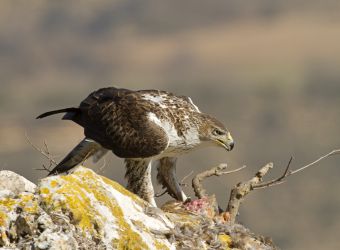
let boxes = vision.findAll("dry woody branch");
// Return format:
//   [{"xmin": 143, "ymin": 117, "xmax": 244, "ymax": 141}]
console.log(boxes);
[
  {"xmin": 190, "ymin": 149, "xmax": 340, "ymax": 224},
  {"xmin": 192, "ymin": 163, "xmax": 246, "ymax": 199}
]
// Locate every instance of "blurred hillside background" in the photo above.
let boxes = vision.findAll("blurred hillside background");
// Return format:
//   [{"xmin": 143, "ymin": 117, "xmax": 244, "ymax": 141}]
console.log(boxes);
[{"xmin": 1, "ymin": 1, "xmax": 340, "ymax": 249}]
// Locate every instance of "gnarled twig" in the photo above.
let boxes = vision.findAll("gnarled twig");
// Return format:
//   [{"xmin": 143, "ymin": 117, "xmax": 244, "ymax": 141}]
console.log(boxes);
[
  {"xmin": 227, "ymin": 163, "xmax": 273, "ymax": 224},
  {"xmin": 192, "ymin": 164, "xmax": 247, "ymax": 199}
]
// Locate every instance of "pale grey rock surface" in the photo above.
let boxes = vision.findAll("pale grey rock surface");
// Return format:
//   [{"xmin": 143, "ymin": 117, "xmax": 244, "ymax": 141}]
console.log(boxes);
[{"xmin": 0, "ymin": 170, "xmax": 36, "ymax": 194}]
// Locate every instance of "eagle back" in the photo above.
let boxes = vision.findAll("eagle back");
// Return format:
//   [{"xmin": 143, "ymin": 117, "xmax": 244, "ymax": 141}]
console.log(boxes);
[{"xmin": 77, "ymin": 87, "xmax": 169, "ymax": 158}]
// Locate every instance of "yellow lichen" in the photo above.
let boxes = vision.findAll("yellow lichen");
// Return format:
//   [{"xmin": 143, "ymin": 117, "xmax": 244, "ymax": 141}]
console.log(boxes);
[
  {"xmin": 0, "ymin": 211, "xmax": 7, "ymax": 227},
  {"xmin": 114, "ymin": 228, "xmax": 148, "ymax": 250},
  {"xmin": 18, "ymin": 193, "xmax": 38, "ymax": 214},
  {"xmin": 218, "ymin": 234, "xmax": 232, "ymax": 249},
  {"xmin": 0, "ymin": 227, "xmax": 9, "ymax": 245},
  {"xmin": 100, "ymin": 176, "xmax": 145, "ymax": 206},
  {"xmin": 40, "ymin": 168, "xmax": 154, "ymax": 248},
  {"xmin": 39, "ymin": 187, "xmax": 50, "ymax": 195},
  {"xmin": 154, "ymin": 240, "xmax": 170, "ymax": 250},
  {"xmin": 0, "ymin": 193, "xmax": 39, "ymax": 227},
  {"xmin": 50, "ymin": 180, "xmax": 59, "ymax": 188},
  {"xmin": 72, "ymin": 172, "xmax": 148, "ymax": 248},
  {"xmin": 18, "ymin": 193, "xmax": 34, "ymax": 202},
  {"xmin": 0, "ymin": 198, "xmax": 16, "ymax": 227},
  {"xmin": 54, "ymin": 175, "xmax": 99, "ymax": 234},
  {"xmin": 0, "ymin": 198, "xmax": 16, "ymax": 208}
]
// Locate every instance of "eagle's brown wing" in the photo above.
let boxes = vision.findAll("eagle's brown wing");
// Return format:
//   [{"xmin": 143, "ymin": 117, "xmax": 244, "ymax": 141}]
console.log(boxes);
[{"xmin": 77, "ymin": 87, "xmax": 169, "ymax": 158}]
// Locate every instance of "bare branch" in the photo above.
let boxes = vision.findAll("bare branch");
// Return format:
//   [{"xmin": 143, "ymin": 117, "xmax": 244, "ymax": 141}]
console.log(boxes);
[
  {"xmin": 43, "ymin": 140, "xmax": 49, "ymax": 155},
  {"xmin": 34, "ymin": 163, "xmax": 54, "ymax": 172},
  {"xmin": 252, "ymin": 157, "xmax": 292, "ymax": 189},
  {"xmin": 192, "ymin": 163, "xmax": 247, "ymax": 199},
  {"xmin": 25, "ymin": 133, "xmax": 57, "ymax": 173},
  {"xmin": 290, "ymin": 149, "xmax": 340, "ymax": 175},
  {"xmin": 253, "ymin": 149, "xmax": 340, "ymax": 189},
  {"xmin": 227, "ymin": 149, "xmax": 340, "ymax": 224},
  {"xmin": 223, "ymin": 165, "xmax": 247, "ymax": 175}
]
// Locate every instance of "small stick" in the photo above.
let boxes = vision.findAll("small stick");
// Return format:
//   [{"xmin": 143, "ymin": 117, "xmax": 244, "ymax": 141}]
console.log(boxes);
[
  {"xmin": 253, "ymin": 149, "xmax": 340, "ymax": 189},
  {"xmin": 290, "ymin": 149, "xmax": 340, "ymax": 175},
  {"xmin": 25, "ymin": 133, "xmax": 58, "ymax": 172},
  {"xmin": 192, "ymin": 164, "xmax": 247, "ymax": 199},
  {"xmin": 25, "ymin": 133, "xmax": 57, "ymax": 164}
]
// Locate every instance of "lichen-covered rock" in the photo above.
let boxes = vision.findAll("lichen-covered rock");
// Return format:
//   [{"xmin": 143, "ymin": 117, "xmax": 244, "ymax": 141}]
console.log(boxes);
[
  {"xmin": 0, "ymin": 167, "xmax": 173, "ymax": 250},
  {"xmin": 39, "ymin": 167, "xmax": 173, "ymax": 249},
  {"xmin": 0, "ymin": 167, "xmax": 277, "ymax": 250}
]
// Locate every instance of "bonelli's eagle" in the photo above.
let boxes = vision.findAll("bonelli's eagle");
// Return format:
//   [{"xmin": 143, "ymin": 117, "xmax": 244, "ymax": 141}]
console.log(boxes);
[{"xmin": 37, "ymin": 87, "xmax": 234, "ymax": 206}]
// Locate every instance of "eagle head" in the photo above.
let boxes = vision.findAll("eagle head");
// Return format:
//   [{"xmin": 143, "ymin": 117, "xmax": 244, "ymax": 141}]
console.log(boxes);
[{"xmin": 199, "ymin": 114, "xmax": 234, "ymax": 151}]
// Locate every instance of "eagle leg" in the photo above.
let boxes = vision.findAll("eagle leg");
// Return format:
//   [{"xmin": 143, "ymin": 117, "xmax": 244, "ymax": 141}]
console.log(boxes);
[
  {"xmin": 125, "ymin": 159, "xmax": 157, "ymax": 207},
  {"xmin": 156, "ymin": 157, "xmax": 188, "ymax": 202}
]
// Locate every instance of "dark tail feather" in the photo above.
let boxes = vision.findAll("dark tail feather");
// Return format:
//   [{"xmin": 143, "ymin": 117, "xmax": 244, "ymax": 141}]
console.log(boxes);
[
  {"xmin": 36, "ymin": 108, "xmax": 79, "ymax": 119},
  {"xmin": 48, "ymin": 138, "xmax": 102, "ymax": 176}
]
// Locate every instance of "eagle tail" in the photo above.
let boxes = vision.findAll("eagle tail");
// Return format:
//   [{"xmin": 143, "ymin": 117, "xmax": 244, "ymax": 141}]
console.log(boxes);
[
  {"xmin": 36, "ymin": 107, "xmax": 79, "ymax": 119},
  {"xmin": 48, "ymin": 138, "xmax": 102, "ymax": 176}
]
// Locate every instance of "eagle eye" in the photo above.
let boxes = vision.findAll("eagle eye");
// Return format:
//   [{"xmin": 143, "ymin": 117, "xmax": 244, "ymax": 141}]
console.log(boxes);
[{"xmin": 212, "ymin": 129, "xmax": 224, "ymax": 136}]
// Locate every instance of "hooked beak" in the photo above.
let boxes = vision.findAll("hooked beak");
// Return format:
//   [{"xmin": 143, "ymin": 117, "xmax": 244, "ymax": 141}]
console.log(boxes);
[{"xmin": 216, "ymin": 132, "xmax": 234, "ymax": 151}]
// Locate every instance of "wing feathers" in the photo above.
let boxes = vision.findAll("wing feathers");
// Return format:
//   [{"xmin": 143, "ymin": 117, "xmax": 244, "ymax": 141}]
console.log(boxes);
[{"xmin": 48, "ymin": 138, "xmax": 102, "ymax": 176}]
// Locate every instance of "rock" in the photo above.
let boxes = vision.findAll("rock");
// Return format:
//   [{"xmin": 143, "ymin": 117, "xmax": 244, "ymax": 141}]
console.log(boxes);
[
  {"xmin": 38, "ymin": 167, "xmax": 174, "ymax": 249},
  {"xmin": 35, "ymin": 229, "xmax": 78, "ymax": 250},
  {"xmin": 0, "ymin": 171, "xmax": 36, "ymax": 195},
  {"xmin": 0, "ymin": 190, "xmax": 15, "ymax": 200},
  {"xmin": 0, "ymin": 166, "xmax": 278, "ymax": 250},
  {"xmin": 0, "ymin": 167, "xmax": 174, "ymax": 249}
]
